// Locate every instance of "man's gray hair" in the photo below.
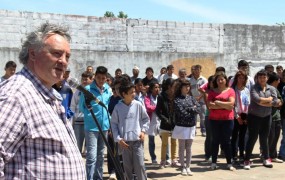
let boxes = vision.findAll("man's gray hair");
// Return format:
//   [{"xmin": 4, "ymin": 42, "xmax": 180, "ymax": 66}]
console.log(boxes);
[{"xmin": 19, "ymin": 22, "xmax": 71, "ymax": 65}]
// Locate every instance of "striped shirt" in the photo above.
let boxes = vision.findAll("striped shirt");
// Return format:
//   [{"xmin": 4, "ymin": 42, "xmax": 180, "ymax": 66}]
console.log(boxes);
[{"xmin": 0, "ymin": 67, "xmax": 86, "ymax": 179}]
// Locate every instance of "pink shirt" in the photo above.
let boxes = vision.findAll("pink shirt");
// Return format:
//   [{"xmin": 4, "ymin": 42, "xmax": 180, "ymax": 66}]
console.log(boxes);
[{"xmin": 208, "ymin": 88, "xmax": 235, "ymax": 120}]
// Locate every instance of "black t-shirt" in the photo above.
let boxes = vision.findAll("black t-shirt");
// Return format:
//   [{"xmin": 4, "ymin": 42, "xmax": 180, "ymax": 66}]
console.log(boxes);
[{"xmin": 142, "ymin": 76, "xmax": 158, "ymax": 86}]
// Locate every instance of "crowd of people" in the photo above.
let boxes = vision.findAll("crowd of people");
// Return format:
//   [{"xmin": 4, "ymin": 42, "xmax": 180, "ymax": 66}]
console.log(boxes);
[{"xmin": 1, "ymin": 22, "xmax": 285, "ymax": 180}]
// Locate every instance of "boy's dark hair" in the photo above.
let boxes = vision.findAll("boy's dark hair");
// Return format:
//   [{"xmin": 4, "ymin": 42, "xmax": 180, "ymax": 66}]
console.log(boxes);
[
  {"xmin": 148, "ymin": 81, "xmax": 159, "ymax": 93},
  {"xmin": 276, "ymin": 65, "xmax": 283, "ymax": 70},
  {"xmin": 238, "ymin": 60, "xmax": 249, "ymax": 68},
  {"xmin": 112, "ymin": 77, "xmax": 122, "ymax": 87},
  {"xmin": 121, "ymin": 74, "xmax": 131, "ymax": 83},
  {"xmin": 161, "ymin": 78, "xmax": 174, "ymax": 92},
  {"xmin": 213, "ymin": 72, "xmax": 228, "ymax": 88},
  {"xmin": 5, "ymin": 61, "xmax": 17, "ymax": 69},
  {"xmin": 134, "ymin": 78, "xmax": 143, "ymax": 85},
  {"xmin": 195, "ymin": 64, "xmax": 202, "ymax": 70},
  {"xmin": 81, "ymin": 71, "xmax": 93, "ymax": 79},
  {"xmin": 115, "ymin": 68, "xmax": 122, "ymax": 73},
  {"xmin": 106, "ymin": 73, "xmax": 114, "ymax": 83},
  {"xmin": 215, "ymin": 66, "xmax": 225, "ymax": 73},
  {"xmin": 267, "ymin": 72, "xmax": 279, "ymax": 84},
  {"xmin": 119, "ymin": 82, "xmax": 135, "ymax": 98},
  {"xmin": 107, "ymin": 72, "xmax": 113, "ymax": 79},
  {"xmin": 145, "ymin": 67, "xmax": 154, "ymax": 73},
  {"xmin": 112, "ymin": 75, "xmax": 131, "ymax": 88},
  {"xmin": 167, "ymin": 65, "xmax": 174, "ymax": 70},
  {"xmin": 264, "ymin": 64, "xmax": 274, "ymax": 70},
  {"xmin": 95, "ymin": 66, "xmax": 108, "ymax": 75},
  {"xmin": 256, "ymin": 69, "xmax": 268, "ymax": 78}
]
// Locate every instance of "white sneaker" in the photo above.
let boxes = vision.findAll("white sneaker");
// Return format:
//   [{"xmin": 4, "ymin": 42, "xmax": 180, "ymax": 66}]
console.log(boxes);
[
  {"xmin": 205, "ymin": 157, "xmax": 212, "ymax": 163},
  {"xmin": 186, "ymin": 167, "xmax": 193, "ymax": 176},
  {"xmin": 181, "ymin": 167, "xmax": 187, "ymax": 176},
  {"xmin": 263, "ymin": 159, "xmax": 273, "ymax": 168},
  {"xmin": 159, "ymin": 161, "xmax": 166, "ymax": 169},
  {"xmin": 210, "ymin": 163, "xmax": 217, "ymax": 170},
  {"xmin": 166, "ymin": 159, "xmax": 171, "ymax": 166},
  {"xmin": 109, "ymin": 172, "xmax": 117, "ymax": 180},
  {"xmin": 172, "ymin": 160, "xmax": 181, "ymax": 167},
  {"xmin": 243, "ymin": 161, "xmax": 251, "ymax": 170},
  {"xmin": 227, "ymin": 164, "xmax": 236, "ymax": 171},
  {"xmin": 272, "ymin": 158, "xmax": 283, "ymax": 163}
]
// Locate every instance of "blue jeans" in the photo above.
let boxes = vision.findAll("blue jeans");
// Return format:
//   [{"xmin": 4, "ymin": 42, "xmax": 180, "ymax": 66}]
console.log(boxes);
[
  {"xmin": 149, "ymin": 135, "xmax": 170, "ymax": 162},
  {"xmin": 197, "ymin": 103, "xmax": 207, "ymax": 133},
  {"xmin": 73, "ymin": 119, "xmax": 85, "ymax": 152},
  {"xmin": 279, "ymin": 119, "xmax": 285, "ymax": 158},
  {"xmin": 85, "ymin": 131, "xmax": 107, "ymax": 180},
  {"xmin": 148, "ymin": 135, "xmax": 157, "ymax": 161}
]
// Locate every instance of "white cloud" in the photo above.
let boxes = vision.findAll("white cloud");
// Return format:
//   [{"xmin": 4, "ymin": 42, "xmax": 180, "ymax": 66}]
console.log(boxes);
[{"xmin": 151, "ymin": 0, "xmax": 259, "ymax": 24}]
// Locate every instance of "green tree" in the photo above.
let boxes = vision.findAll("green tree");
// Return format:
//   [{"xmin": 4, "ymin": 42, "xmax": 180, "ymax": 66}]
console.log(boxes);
[
  {"xmin": 276, "ymin": 22, "xmax": 285, "ymax": 26},
  {"xmin": 104, "ymin": 11, "xmax": 115, "ymax": 18},
  {"xmin": 117, "ymin": 11, "xmax": 128, "ymax": 18}
]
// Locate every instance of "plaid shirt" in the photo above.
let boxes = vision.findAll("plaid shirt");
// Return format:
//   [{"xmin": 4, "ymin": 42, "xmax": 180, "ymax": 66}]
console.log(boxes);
[{"xmin": 0, "ymin": 67, "xmax": 86, "ymax": 179}]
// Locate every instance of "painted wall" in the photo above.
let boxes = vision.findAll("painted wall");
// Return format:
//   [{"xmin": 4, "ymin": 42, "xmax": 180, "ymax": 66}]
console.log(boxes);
[{"xmin": 1, "ymin": 10, "xmax": 285, "ymax": 80}]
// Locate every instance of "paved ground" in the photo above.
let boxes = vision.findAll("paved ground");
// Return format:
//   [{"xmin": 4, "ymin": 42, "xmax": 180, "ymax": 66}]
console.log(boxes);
[{"xmin": 101, "ymin": 126, "xmax": 285, "ymax": 180}]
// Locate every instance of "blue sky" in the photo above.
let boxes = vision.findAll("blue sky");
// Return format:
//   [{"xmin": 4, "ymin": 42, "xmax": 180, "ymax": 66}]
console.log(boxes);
[{"xmin": 0, "ymin": 0, "xmax": 284, "ymax": 25}]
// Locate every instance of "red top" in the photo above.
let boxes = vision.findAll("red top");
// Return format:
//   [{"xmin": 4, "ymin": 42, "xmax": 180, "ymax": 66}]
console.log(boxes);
[{"xmin": 208, "ymin": 88, "xmax": 235, "ymax": 120}]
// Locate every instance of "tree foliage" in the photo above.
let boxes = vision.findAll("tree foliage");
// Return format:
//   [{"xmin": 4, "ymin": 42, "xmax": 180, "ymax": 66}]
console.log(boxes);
[
  {"xmin": 104, "ymin": 11, "xmax": 115, "ymax": 18},
  {"xmin": 276, "ymin": 22, "xmax": 285, "ymax": 26},
  {"xmin": 104, "ymin": 11, "xmax": 128, "ymax": 18},
  {"xmin": 117, "ymin": 11, "xmax": 128, "ymax": 18}
]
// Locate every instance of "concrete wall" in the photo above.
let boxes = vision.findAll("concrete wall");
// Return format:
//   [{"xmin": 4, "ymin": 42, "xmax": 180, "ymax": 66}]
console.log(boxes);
[{"xmin": 1, "ymin": 10, "xmax": 285, "ymax": 79}]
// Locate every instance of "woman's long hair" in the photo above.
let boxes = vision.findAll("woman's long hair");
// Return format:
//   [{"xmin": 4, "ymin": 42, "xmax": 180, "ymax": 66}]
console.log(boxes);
[
  {"xmin": 213, "ymin": 72, "xmax": 228, "ymax": 88},
  {"xmin": 231, "ymin": 70, "xmax": 248, "ymax": 88},
  {"xmin": 173, "ymin": 79, "xmax": 191, "ymax": 98}
]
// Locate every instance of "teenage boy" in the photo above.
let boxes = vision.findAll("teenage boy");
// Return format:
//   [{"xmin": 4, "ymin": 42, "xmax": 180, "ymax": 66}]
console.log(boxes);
[
  {"xmin": 1, "ymin": 61, "xmax": 17, "ymax": 82},
  {"xmin": 79, "ymin": 66, "xmax": 112, "ymax": 180},
  {"xmin": 111, "ymin": 82, "xmax": 150, "ymax": 180},
  {"xmin": 70, "ymin": 72, "xmax": 94, "ymax": 152}
]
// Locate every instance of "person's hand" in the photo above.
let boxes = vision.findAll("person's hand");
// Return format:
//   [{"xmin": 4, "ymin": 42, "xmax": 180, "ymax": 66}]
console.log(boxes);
[
  {"xmin": 214, "ymin": 100, "xmax": 221, "ymax": 105},
  {"xmin": 268, "ymin": 97, "xmax": 273, "ymax": 102},
  {"xmin": 108, "ymin": 131, "xmax": 113, "ymax": 137},
  {"xmin": 108, "ymin": 130, "xmax": 112, "ymax": 137},
  {"xmin": 119, "ymin": 139, "xmax": 129, "ymax": 149},
  {"xmin": 198, "ymin": 88, "xmax": 206, "ymax": 94},
  {"xmin": 277, "ymin": 99, "xmax": 282, "ymax": 107},
  {"xmin": 208, "ymin": 101, "xmax": 216, "ymax": 109},
  {"xmin": 237, "ymin": 116, "xmax": 243, "ymax": 125},
  {"xmin": 139, "ymin": 132, "xmax": 145, "ymax": 142}
]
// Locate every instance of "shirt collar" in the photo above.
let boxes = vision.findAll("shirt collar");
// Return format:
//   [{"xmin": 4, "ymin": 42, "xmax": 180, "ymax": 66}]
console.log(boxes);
[
  {"xmin": 21, "ymin": 67, "xmax": 63, "ymax": 101},
  {"xmin": 90, "ymin": 81, "xmax": 108, "ymax": 93},
  {"xmin": 256, "ymin": 83, "xmax": 270, "ymax": 90}
]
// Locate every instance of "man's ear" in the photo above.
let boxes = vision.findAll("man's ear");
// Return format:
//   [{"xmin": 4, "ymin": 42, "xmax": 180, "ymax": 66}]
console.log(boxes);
[{"xmin": 28, "ymin": 48, "xmax": 36, "ymax": 61}]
